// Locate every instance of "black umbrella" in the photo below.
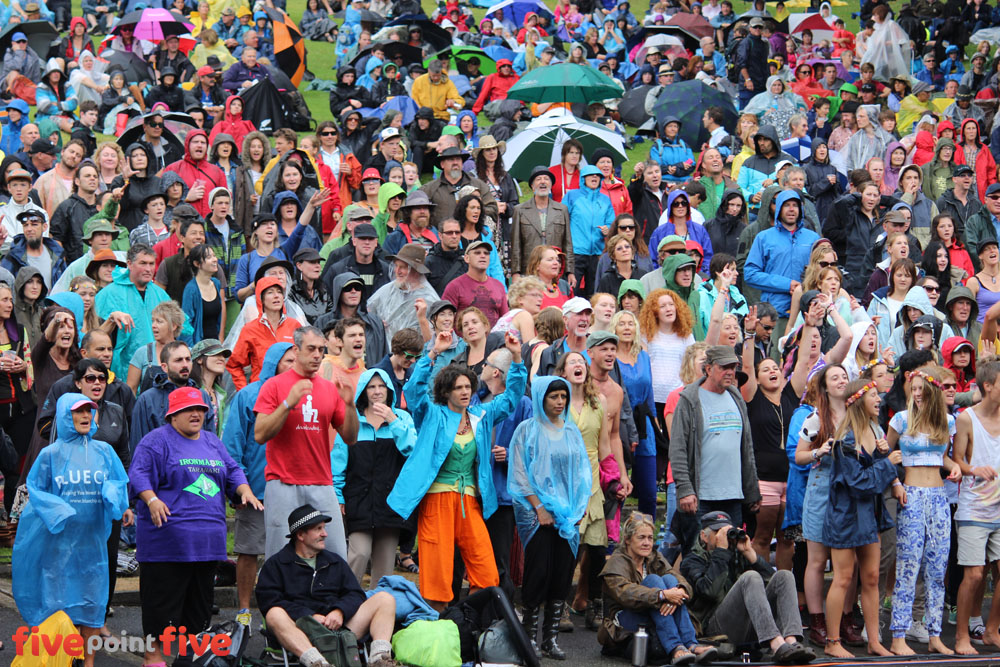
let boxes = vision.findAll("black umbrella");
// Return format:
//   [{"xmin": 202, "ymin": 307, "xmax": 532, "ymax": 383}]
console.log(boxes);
[
  {"xmin": 651, "ymin": 80, "xmax": 738, "ymax": 148},
  {"xmin": 116, "ymin": 111, "xmax": 193, "ymax": 152},
  {"xmin": 382, "ymin": 15, "xmax": 453, "ymax": 53},
  {"xmin": 619, "ymin": 85, "xmax": 654, "ymax": 128},
  {"xmin": 333, "ymin": 8, "xmax": 386, "ymax": 24},
  {"xmin": 266, "ymin": 65, "xmax": 296, "ymax": 92},
  {"xmin": 102, "ymin": 49, "xmax": 153, "ymax": 84},
  {"xmin": 239, "ymin": 79, "xmax": 292, "ymax": 134},
  {"xmin": 349, "ymin": 41, "xmax": 424, "ymax": 68},
  {"xmin": 0, "ymin": 21, "xmax": 58, "ymax": 60}
]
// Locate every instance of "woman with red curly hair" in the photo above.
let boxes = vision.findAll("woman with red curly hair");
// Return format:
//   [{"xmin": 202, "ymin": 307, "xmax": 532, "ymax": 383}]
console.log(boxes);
[{"xmin": 639, "ymin": 288, "xmax": 694, "ymax": 453}]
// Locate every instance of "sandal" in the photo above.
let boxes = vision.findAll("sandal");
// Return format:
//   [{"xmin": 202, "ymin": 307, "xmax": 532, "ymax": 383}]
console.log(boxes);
[
  {"xmin": 396, "ymin": 553, "xmax": 419, "ymax": 573},
  {"xmin": 670, "ymin": 646, "xmax": 696, "ymax": 665}
]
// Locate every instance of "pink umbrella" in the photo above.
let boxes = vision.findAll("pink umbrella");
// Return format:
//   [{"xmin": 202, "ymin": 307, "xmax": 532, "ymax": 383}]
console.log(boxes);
[
  {"xmin": 100, "ymin": 30, "xmax": 196, "ymax": 53},
  {"xmin": 113, "ymin": 8, "xmax": 194, "ymax": 41}
]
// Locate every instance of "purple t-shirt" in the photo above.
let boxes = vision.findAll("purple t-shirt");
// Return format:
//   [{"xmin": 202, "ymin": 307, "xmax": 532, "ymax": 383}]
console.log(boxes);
[{"xmin": 129, "ymin": 424, "xmax": 249, "ymax": 562}]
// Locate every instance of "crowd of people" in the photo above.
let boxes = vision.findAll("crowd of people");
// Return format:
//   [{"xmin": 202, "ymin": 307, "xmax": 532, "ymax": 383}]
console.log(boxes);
[{"xmin": 9, "ymin": 0, "xmax": 1000, "ymax": 665}]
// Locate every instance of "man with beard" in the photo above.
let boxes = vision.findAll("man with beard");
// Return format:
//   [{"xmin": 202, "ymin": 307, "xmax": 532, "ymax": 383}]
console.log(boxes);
[
  {"xmin": 510, "ymin": 166, "xmax": 574, "ymax": 280},
  {"xmin": 49, "ymin": 161, "xmax": 99, "ymax": 263},
  {"xmin": 1, "ymin": 210, "xmax": 66, "ymax": 290},
  {"xmin": 419, "ymin": 147, "xmax": 498, "ymax": 227},
  {"xmin": 166, "ymin": 130, "xmax": 226, "ymax": 217},
  {"xmin": 383, "ymin": 191, "xmax": 440, "ymax": 255},
  {"xmin": 33, "ymin": 139, "xmax": 86, "ymax": 218},
  {"xmin": 130, "ymin": 340, "xmax": 216, "ymax": 450},
  {"xmin": 367, "ymin": 244, "xmax": 439, "ymax": 340},
  {"xmin": 424, "ymin": 218, "xmax": 468, "ymax": 294}
]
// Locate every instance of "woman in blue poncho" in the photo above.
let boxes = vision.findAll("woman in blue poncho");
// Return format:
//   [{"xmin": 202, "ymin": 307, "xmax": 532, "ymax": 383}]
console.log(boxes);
[
  {"xmin": 12, "ymin": 393, "xmax": 131, "ymax": 667},
  {"xmin": 509, "ymin": 375, "xmax": 592, "ymax": 660}
]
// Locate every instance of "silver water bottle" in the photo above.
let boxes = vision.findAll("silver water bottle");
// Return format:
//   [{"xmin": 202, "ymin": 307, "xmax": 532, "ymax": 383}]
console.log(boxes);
[{"xmin": 632, "ymin": 625, "xmax": 649, "ymax": 667}]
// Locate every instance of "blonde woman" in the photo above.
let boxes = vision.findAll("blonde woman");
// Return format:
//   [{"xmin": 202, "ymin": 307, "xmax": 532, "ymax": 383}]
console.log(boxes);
[
  {"xmin": 730, "ymin": 113, "xmax": 760, "ymax": 179},
  {"xmin": 94, "ymin": 141, "xmax": 124, "ymax": 193},
  {"xmin": 492, "ymin": 276, "xmax": 544, "ymax": 342},
  {"xmin": 69, "ymin": 275, "xmax": 101, "ymax": 333},
  {"xmin": 126, "ymin": 301, "xmax": 183, "ymax": 395}
]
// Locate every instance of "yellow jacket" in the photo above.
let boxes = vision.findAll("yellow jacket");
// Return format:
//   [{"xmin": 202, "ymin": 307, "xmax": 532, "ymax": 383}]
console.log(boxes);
[{"xmin": 410, "ymin": 73, "xmax": 464, "ymax": 120}]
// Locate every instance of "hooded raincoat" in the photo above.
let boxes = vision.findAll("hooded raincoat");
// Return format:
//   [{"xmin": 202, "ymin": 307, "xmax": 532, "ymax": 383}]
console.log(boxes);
[
  {"xmin": 736, "ymin": 124, "xmax": 795, "ymax": 210},
  {"xmin": 208, "ymin": 95, "xmax": 256, "ymax": 151},
  {"xmin": 226, "ymin": 276, "xmax": 302, "ymax": 390},
  {"xmin": 661, "ymin": 253, "xmax": 705, "ymax": 340},
  {"xmin": 508, "ymin": 376, "xmax": 591, "ymax": 556},
  {"xmin": 954, "ymin": 118, "xmax": 998, "ymax": 203},
  {"xmin": 12, "ymin": 393, "xmax": 128, "ymax": 628},
  {"xmin": 165, "ymin": 129, "xmax": 227, "ymax": 217}
]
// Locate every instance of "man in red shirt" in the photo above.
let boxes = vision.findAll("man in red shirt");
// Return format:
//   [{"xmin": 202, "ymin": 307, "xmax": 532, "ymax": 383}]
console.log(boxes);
[
  {"xmin": 254, "ymin": 325, "xmax": 359, "ymax": 559},
  {"xmin": 441, "ymin": 240, "xmax": 508, "ymax": 327}
]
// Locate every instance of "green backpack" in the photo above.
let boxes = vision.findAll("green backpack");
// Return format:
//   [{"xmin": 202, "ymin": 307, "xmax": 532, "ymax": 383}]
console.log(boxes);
[
  {"xmin": 294, "ymin": 617, "xmax": 362, "ymax": 667},
  {"xmin": 391, "ymin": 619, "xmax": 463, "ymax": 667}
]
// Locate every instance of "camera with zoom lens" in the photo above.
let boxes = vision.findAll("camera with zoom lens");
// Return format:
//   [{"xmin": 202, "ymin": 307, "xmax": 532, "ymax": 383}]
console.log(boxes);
[{"xmin": 727, "ymin": 527, "xmax": 747, "ymax": 542}]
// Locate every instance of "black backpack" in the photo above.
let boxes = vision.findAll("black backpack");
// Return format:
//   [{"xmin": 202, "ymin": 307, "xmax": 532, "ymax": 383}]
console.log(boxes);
[{"xmin": 726, "ymin": 37, "xmax": 744, "ymax": 83}]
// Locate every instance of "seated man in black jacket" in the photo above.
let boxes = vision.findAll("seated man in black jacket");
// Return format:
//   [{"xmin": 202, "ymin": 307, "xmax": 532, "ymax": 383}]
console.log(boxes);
[
  {"xmin": 256, "ymin": 504, "xmax": 398, "ymax": 667},
  {"xmin": 679, "ymin": 511, "xmax": 815, "ymax": 665}
]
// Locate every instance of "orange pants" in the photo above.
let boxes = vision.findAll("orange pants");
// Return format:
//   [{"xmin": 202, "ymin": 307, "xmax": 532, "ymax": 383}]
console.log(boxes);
[{"xmin": 417, "ymin": 491, "xmax": 499, "ymax": 603}]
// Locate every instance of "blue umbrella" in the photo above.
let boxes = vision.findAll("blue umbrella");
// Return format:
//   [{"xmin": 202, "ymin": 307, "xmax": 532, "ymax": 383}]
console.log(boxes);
[
  {"xmin": 361, "ymin": 96, "xmax": 420, "ymax": 126},
  {"xmin": 484, "ymin": 0, "xmax": 552, "ymax": 25},
  {"xmin": 484, "ymin": 45, "xmax": 517, "ymax": 63}
]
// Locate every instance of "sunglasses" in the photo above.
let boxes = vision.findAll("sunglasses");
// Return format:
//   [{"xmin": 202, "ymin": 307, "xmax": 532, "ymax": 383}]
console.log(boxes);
[
  {"xmin": 440, "ymin": 229, "xmax": 461, "ymax": 236},
  {"xmin": 403, "ymin": 351, "xmax": 422, "ymax": 360},
  {"xmin": 672, "ymin": 200, "xmax": 689, "ymax": 207},
  {"xmin": 81, "ymin": 374, "xmax": 107, "ymax": 384},
  {"xmin": 342, "ymin": 285, "xmax": 363, "ymax": 293},
  {"xmin": 988, "ymin": 194, "xmax": 1000, "ymax": 201},
  {"xmin": 760, "ymin": 324, "xmax": 775, "ymax": 332},
  {"xmin": 146, "ymin": 121, "xmax": 164, "ymax": 128},
  {"xmin": 941, "ymin": 383, "xmax": 958, "ymax": 390},
  {"xmin": 923, "ymin": 285, "xmax": 940, "ymax": 293},
  {"xmin": 817, "ymin": 260, "xmax": 837, "ymax": 268},
  {"xmin": 320, "ymin": 130, "xmax": 338, "ymax": 136},
  {"xmin": 663, "ymin": 248, "xmax": 686, "ymax": 255}
]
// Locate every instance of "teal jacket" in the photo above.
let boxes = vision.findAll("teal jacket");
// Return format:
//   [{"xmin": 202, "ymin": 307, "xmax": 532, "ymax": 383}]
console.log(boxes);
[
  {"xmin": 95, "ymin": 267, "xmax": 193, "ymax": 378},
  {"xmin": 387, "ymin": 354, "xmax": 527, "ymax": 521}
]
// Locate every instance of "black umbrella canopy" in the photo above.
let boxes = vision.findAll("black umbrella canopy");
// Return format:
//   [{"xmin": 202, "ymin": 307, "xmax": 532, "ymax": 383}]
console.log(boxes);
[
  {"xmin": 102, "ymin": 49, "xmax": 154, "ymax": 84},
  {"xmin": 619, "ymin": 85, "xmax": 654, "ymax": 128},
  {"xmin": 651, "ymin": 80, "xmax": 738, "ymax": 148},
  {"xmin": 116, "ymin": 117, "xmax": 186, "ymax": 154},
  {"xmin": 349, "ymin": 41, "xmax": 424, "ymax": 68},
  {"xmin": 383, "ymin": 15, "xmax": 454, "ymax": 53},
  {"xmin": 333, "ymin": 8, "xmax": 386, "ymax": 24},
  {"xmin": 0, "ymin": 21, "xmax": 58, "ymax": 60}
]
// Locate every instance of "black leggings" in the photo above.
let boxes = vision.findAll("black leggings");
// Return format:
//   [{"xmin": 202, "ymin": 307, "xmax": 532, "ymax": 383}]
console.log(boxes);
[
  {"xmin": 1, "ymin": 402, "xmax": 37, "ymax": 515},
  {"xmin": 107, "ymin": 520, "xmax": 121, "ymax": 619}
]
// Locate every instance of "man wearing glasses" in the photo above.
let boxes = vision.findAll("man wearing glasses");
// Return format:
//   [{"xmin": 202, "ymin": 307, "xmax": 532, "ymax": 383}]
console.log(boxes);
[
  {"xmin": 641, "ymin": 235, "xmax": 687, "ymax": 293},
  {"xmin": 963, "ymin": 183, "xmax": 1000, "ymax": 267},
  {"xmin": 141, "ymin": 112, "xmax": 183, "ymax": 171},
  {"xmin": 734, "ymin": 18, "xmax": 769, "ymax": 110}
]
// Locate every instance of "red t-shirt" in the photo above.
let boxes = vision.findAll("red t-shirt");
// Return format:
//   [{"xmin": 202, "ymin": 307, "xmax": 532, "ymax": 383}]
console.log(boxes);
[
  {"xmin": 441, "ymin": 273, "xmax": 509, "ymax": 328},
  {"xmin": 255, "ymin": 368, "xmax": 347, "ymax": 486}
]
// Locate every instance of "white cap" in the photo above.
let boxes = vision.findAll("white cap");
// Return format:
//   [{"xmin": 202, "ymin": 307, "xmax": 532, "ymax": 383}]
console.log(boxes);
[
  {"xmin": 441, "ymin": 18, "xmax": 456, "ymax": 29},
  {"xmin": 380, "ymin": 127, "xmax": 401, "ymax": 142},
  {"xmin": 562, "ymin": 297, "xmax": 593, "ymax": 316}
]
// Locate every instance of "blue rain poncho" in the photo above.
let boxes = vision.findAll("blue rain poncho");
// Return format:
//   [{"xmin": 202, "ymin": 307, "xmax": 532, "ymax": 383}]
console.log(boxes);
[
  {"xmin": 508, "ymin": 376, "xmax": 592, "ymax": 556},
  {"xmin": 12, "ymin": 393, "xmax": 129, "ymax": 628}
]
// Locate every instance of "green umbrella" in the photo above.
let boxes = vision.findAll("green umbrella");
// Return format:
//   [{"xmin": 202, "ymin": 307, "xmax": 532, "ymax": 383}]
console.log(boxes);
[
  {"xmin": 506, "ymin": 63, "xmax": 623, "ymax": 105},
  {"xmin": 424, "ymin": 45, "xmax": 497, "ymax": 76},
  {"xmin": 503, "ymin": 110, "xmax": 627, "ymax": 181}
]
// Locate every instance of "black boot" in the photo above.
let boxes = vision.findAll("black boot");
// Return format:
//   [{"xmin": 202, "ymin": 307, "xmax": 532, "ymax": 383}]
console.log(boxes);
[
  {"xmin": 542, "ymin": 600, "xmax": 567, "ymax": 660},
  {"xmin": 521, "ymin": 606, "xmax": 541, "ymax": 657},
  {"xmin": 585, "ymin": 598, "xmax": 604, "ymax": 630}
]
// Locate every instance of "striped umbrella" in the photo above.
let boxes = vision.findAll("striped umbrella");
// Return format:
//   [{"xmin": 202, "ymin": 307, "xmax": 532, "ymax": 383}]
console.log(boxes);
[{"xmin": 261, "ymin": 7, "xmax": 305, "ymax": 87}]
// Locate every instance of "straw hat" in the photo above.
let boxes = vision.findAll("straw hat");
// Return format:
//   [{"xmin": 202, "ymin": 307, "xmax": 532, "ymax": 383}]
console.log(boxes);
[{"xmin": 472, "ymin": 134, "xmax": 506, "ymax": 158}]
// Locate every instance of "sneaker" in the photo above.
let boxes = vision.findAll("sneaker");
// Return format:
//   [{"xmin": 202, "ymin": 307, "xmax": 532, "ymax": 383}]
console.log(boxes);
[
  {"xmin": 236, "ymin": 608, "xmax": 252, "ymax": 635},
  {"xmin": 861, "ymin": 620, "xmax": 883, "ymax": 644},
  {"xmin": 947, "ymin": 605, "xmax": 957, "ymax": 626},
  {"xmin": 906, "ymin": 619, "xmax": 930, "ymax": 644},
  {"xmin": 970, "ymin": 622, "xmax": 986, "ymax": 645}
]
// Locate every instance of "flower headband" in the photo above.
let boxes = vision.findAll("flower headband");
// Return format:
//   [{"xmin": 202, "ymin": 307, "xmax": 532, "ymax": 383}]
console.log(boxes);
[
  {"xmin": 845, "ymin": 381, "xmax": 877, "ymax": 407},
  {"xmin": 911, "ymin": 370, "xmax": 943, "ymax": 390},
  {"xmin": 859, "ymin": 358, "xmax": 888, "ymax": 375}
]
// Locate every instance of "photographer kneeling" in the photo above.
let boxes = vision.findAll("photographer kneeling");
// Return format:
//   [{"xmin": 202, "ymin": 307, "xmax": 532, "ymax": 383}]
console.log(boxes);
[{"xmin": 680, "ymin": 511, "xmax": 816, "ymax": 665}]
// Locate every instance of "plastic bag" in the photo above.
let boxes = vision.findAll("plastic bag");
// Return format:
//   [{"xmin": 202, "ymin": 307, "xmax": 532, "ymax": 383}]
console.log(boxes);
[
  {"xmin": 478, "ymin": 620, "xmax": 521, "ymax": 664},
  {"xmin": 11, "ymin": 610, "xmax": 79, "ymax": 667},
  {"xmin": 391, "ymin": 620, "xmax": 463, "ymax": 667}
]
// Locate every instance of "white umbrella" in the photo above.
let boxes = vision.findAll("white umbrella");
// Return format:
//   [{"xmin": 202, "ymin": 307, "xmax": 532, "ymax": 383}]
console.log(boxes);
[
  {"xmin": 788, "ymin": 13, "xmax": 835, "ymax": 44},
  {"xmin": 633, "ymin": 33, "xmax": 686, "ymax": 66},
  {"xmin": 503, "ymin": 109, "xmax": 627, "ymax": 181}
]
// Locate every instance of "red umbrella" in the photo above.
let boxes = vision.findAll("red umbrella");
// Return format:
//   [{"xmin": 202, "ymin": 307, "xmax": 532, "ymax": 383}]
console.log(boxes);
[
  {"xmin": 663, "ymin": 12, "xmax": 714, "ymax": 49},
  {"xmin": 789, "ymin": 13, "xmax": 835, "ymax": 43}
]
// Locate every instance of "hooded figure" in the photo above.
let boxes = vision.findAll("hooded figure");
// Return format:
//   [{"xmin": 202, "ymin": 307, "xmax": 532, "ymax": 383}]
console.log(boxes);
[
  {"xmin": 896, "ymin": 164, "xmax": 939, "ymax": 247},
  {"xmin": 166, "ymin": 129, "xmax": 226, "ymax": 217},
  {"xmin": 508, "ymin": 375, "xmax": 591, "ymax": 556},
  {"xmin": 954, "ymin": 117, "xmax": 998, "ymax": 203},
  {"xmin": 882, "ymin": 140, "xmax": 907, "ymax": 195},
  {"xmin": 884, "ymin": 285, "xmax": 955, "ymax": 353},
  {"xmin": 314, "ymin": 271, "xmax": 389, "ymax": 366},
  {"xmin": 455, "ymin": 109, "xmax": 479, "ymax": 149},
  {"xmin": 902, "ymin": 313, "xmax": 945, "ymax": 355},
  {"xmin": 331, "ymin": 367, "xmax": 417, "ymax": 585},
  {"xmin": 804, "ymin": 139, "xmax": 842, "ymax": 222},
  {"xmin": 270, "ymin": 190, "xmax": 323, "ymax": 252},
  {"xmin": 743, "ymin": 76, "xmax": 808, "ymax": 141},
  {"xmin": 209, "ymin": 95, "xmax": 256, "ymax": 151},
  {"xmin": 945, "ymin": 285, "xmax": 981, "ymax": 348},
  {"xmin": 357, "ymin": 56, "xmax": 384, "ymax": 90},
  {"xmin": 145, "ymin": 65, "xmax": 185, "ymax": 111},
  {"xmin": 649, "ymin": 190, "xmax": 714, "ymax": 272},
  {"xmin": 223, "ymin": 341, "xmax": 294, "ymax": 504},
  {"xmin": 942, "ymin": 335, "xmax": 977, "ymax": 394},
  {"xmin": 371, "ymin": 62, "xmax": 407, "ymax": 105},
  {"xmin": 661, "ymin": 253, "xmax": 705, "ymax": 340},
  {"xmin": 842, "ymin": 320, "xmax": 883, "ymax": 380},
  {"xmin": 110, "ymin": 142, "xmax": 164, "ymax": 232},
  {"xmin": 737, "ymin": 124, "xmax": 795, "ymax": 211},
  {"xmin": 329, "ymin": 66, "xmax": 371, "ymax": 118},
  {"xmin": 12, "ymin": 393, "xmax": 128, "ymax": 629},
  {"xmin": 649, "ymin": 116, "xmax": 695, "ymax": 183},
  {"xmin": 564, "ymin": 164, "xmax": 615, "ymax": 259},
  {"xmin": 704, "ymin": 189, "xmax": 747, "ymax": 260},
  {"xmin": 226, "ymin": 276, "xmax": 302, "ymax": 390},
  {"xmin": 489, "ymin": 99, "xmax": 522, "ymax": 144},
  {"xmin": 920, "ymin": 137, "xmax": 954, "ymax": 202},
  {"xmin": 845, "ymin": 105, "xmax": 894, "ymax": 171},
  {"xmin": 472, "ymin": 58, "xmax": 520, "ymax": 114},
  {"xmin": 744, "ymin": 190, "xmax": 820, "ymax": 318}
]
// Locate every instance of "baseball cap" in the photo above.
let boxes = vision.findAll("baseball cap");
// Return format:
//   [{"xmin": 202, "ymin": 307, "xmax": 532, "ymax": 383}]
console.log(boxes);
[
  {"xmin": 587, "ymin": 330, "xmax": 619, "ymax": 348},
  {"xmin": 197, "ymin": 65, "xmax": 214, "ymax": 76},
  {"xmin": 345, "ymin": 207, "xmax": 375, "ymax": 222},
  {"xmin": 5, "ymin": 168, "xmax": 31, "ymax": 183},
  {"xmin": 701, "ymin": 510, "xmax": 734, "ymax": 530},
  {"xmin": 986, "ymin": 183, "xmax": 1000, "ymax": 197},
  {"xmin": 165, "ymin": 387, "xmax": 209, "ymax": 417},
  {"xmin": 29, "ymin": 139, "xmax": 57, "ymax": 155},
  {"xmin": 293, "ymin": 247, "xmax": 322, "ymax": 263},
  {"xmin": 705, "ymin": 345, "xmax": 740, "ymax": 366},
  {"xmin": 860, "ymin": 82, "xmax": 876, "ymax": 93},
  {"xmin": 70, "ymin": 397, "xmax": 98, "ymax": 412},
  {"xmin": 11, "ymin": 32, "xmax": 26, "ymax": 42},
  {"xmin": 361, "ymin": 167, "xmax": 383, "ymax": 182},
  {"xmin": 380, "ymin": 127, "xmax": 401, "ymax": 142},
  {"xmin": 657, "ymin": 235, "xmax": 687, "ymax": 253},
  {"xmin": 749, "ymin": 17, "xmax": 764, "ymax": 28},
  {"xmin": 191, "ymin": 339, "xmax": 231, "ymax": 360},
  {"xmin": 465, "ymin": 239, "xmax": 494, "ymax": 254},
  {"xmin": 954, "ymin": 165, "xmax": 974, "ymax": 177},
  {"xmin": 562, "ymin": 297, "xmax": 593, "ymax": 316}
]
